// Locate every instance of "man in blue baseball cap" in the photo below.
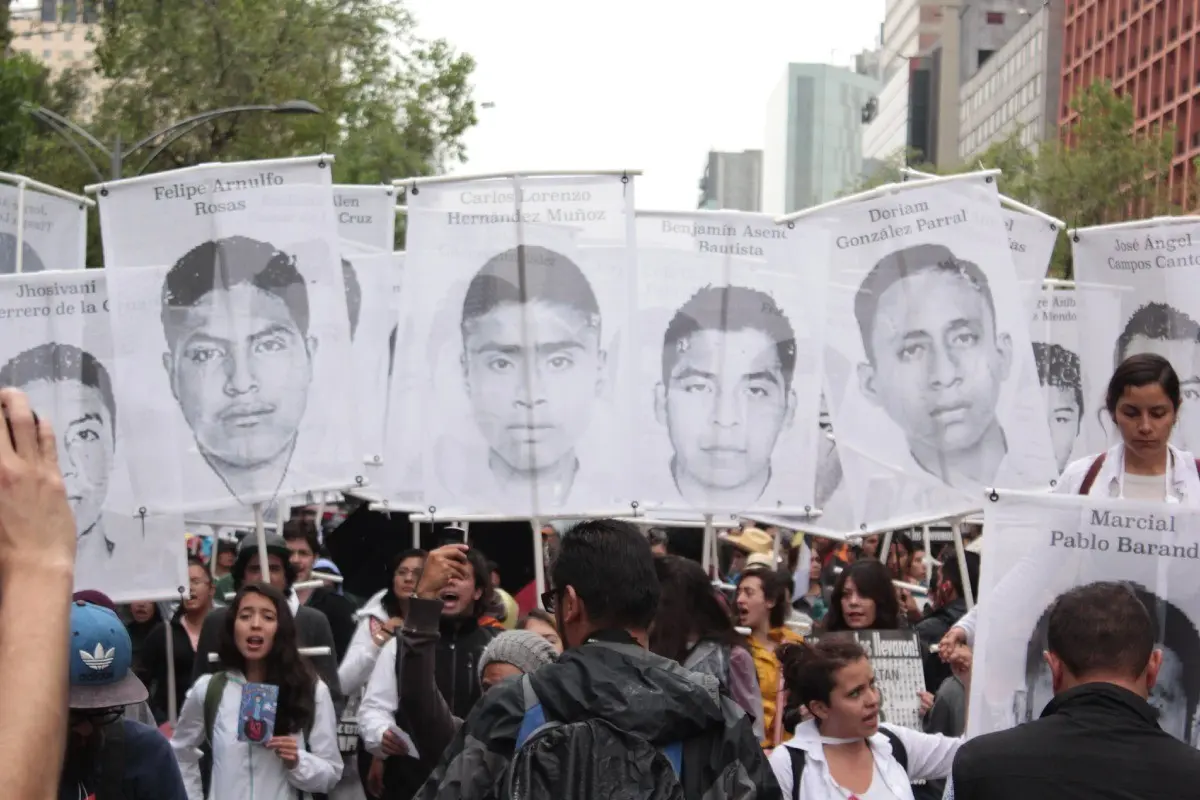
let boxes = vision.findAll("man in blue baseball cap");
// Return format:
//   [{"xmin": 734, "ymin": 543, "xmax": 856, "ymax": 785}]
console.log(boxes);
[{"xmin": 59, "ymin": 601, "xmax": 186, "ymax": 800}]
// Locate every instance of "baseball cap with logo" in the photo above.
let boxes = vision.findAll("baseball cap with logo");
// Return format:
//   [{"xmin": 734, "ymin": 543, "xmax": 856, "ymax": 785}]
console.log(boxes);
[{"xmin": 68, "ymin": 601, "xmax": 148, "ymax": 710}]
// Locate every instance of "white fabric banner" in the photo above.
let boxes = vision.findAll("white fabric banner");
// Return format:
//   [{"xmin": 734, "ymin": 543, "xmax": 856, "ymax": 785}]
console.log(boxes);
[
  {"xmin": 334, "ymin": 184, "xmax": 396, "ymax": 253},
  {"xmin": 0, "ymin": 181, "xmax": 87, "ymax": 273},
  {"xmin": 1073, "ymin": 218, "xmax": 1200, "ymax": 454},
  {"xmin": 386, "ymin": 174, "xmax": 635, "ymax": 516},
  {"xmin": 1004, "ymin": 208, "xmax": 1059, "ymax": 312},
  {"xmin": 0, "ymin": 270, "xmax": 186, "ymax": 600},
  {"xmin": 95, "ymin": 158, "xmax": 359, "ymax": 514},
  {"xmin": 821, "ymin": 174, "xmax": 1058, "ymax": 533},
  {"xmin": 632, "ymin": 211, "xmax": 826, "ymax": 516},
  {"xmin": 971, "ymin": 490, "xmax": 1200, "ymax": 747}
]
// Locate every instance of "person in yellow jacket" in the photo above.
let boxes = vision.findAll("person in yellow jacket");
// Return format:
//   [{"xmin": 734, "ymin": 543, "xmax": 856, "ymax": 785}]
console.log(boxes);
[{"xmin": 736, "ymin": 565, "xmax": 803, "ymax": 749}]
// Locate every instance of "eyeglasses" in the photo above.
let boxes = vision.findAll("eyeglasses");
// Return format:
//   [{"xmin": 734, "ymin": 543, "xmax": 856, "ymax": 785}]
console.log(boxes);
[
  {"xmin": 71, "ymin": 707, "xmax": 123, "ymax": 727},
  {"xmin": 395, "ymin": 568, "xmax": 422, "ymax": 579}
]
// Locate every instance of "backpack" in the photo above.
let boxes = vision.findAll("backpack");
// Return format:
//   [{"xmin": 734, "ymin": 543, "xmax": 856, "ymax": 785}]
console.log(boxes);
[
  {"xmin": 786, "ymin": 727, "xmax": 907, "ymax": 800},
  {"xmin": 1078, "ymin": 452, "xmax": 1200, "ymax": 494},
  {"xmin": 503, "ymin": 673, "xmax": 686, "ymax": 800},
  {"xmin": 203, "ymin": 671, "xmax": 328, "ymax": 800}
]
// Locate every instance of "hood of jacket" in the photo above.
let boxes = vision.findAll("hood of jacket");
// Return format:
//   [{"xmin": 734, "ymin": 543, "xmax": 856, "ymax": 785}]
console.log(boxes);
[
  {"xmin": 358, "ymin": 588, "xmax": 389, "ymax": 623},
  {"xmin": 528, "ymin": 637, "xmax": 726, "ymax": 745}
]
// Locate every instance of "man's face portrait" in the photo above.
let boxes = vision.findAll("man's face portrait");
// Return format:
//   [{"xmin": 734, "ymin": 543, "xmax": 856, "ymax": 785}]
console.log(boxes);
[
  {"xmin": 21, "ymin": 378, "xmax": 113, "ymax": 537},
  {"xmin": 1123, "ymin": 335, "xmax": 1200, "ymax": 451},
  {"xmin": 859, "ymin": 269, "xmax": 1012, "ymax": 454},
  {"xmin": 1043, "ymin": 384, "xmax": 1080, "ymax": 473},
  {"xmin": 656, "ymin": 327, "xmax": 795, "ymax": 491},
  {"xmin": 461, "ymin": 298, "xmax": 604, "ymax": 472},
  {"xmin": 163, "ymin": 282, "xmax": 315, "ymax": 470}
]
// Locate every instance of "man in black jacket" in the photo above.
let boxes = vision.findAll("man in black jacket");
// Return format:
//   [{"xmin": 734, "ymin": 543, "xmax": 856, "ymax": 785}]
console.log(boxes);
[
  {"xmin": 415, "ymin": 518, "xmax": 778, "ymax": 800},
  {"xmin": 949, "ymin": 581, "xmax": 1200, "ymax": 799},
  {"xmin": 915, "ymin": 550, "xmax": 978, "ymax": 693},
  {"xmin": 282, "ymin": 518, "xmax": 358, "ymax": 660}
]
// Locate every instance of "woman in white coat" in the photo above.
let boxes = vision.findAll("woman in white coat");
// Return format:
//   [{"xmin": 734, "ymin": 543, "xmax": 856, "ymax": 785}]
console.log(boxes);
[
  {"xmin": 768, "ymin": 638, "xmax": 962, "ymax": 799},
  {"xmin": 943, "ymin": 353, "xmax": 1200, "ymax": 651},
  {"xmin": 172, "ymin": 582, "xmax": 343, "ymax": 800}
]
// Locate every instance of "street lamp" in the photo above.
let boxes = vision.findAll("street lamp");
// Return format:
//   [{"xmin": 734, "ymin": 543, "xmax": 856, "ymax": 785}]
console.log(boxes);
[{"xmin": 22, "ymin": 100, "xmax": 323, "ymax": 182}]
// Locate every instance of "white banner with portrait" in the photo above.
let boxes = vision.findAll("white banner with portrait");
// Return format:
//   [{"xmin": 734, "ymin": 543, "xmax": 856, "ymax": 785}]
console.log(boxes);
[
  {"xmin": 0, "ymin": 181, "xmax": 87, "ymax": 273},
  {"xmin": 820, "ymin": 173, "xmax": 1058, "ymax": 534},
  {"xmin": 0, "ymin": 270, "xmax": 186, "ymax": 600},
  {"xmin": 334, "ymin": 184, "xmax": 396, "ymax": 253},
  {"xmin": 632, "ymin": 211, "xmax": 826, "ymax": 517},
  {"xmin": 386, "ymin": 174, "xmax": 635, "ymax": 517},
  {"xmin": 1005, "ymin": 208, "xmax": 1059, "ymax": 312},
  {"xmin": 970, "ymin": 490, "xmax": 1200, "ymax": 748},
  {"xmin": 1073, "ymin": 218, "xmax": 1200, "ymax": 455},
  {"xmin": 95, "ymin": 156, "xmax": 359, "ymax": 515}
]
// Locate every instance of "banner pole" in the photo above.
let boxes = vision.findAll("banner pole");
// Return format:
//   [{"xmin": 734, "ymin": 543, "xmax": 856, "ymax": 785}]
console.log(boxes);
[
  {"xmin": 166, "ymin": 589, "xmax": 182, "ymax": 725},
  {"xmin": 411, "ymin": 518, "xmax": 420, "ymax": 549},
  {"xmin": 206, "ymin": 524, "xmax": 221, "ymax": 587},
  {"xmin": 950, "ymin": 518, "xmax": 975, "ymax": 609},
  {"xmin": 879, "ymin": 530, "xmax": 894, "ymax": 569},
  {"xmin": 460, "ymin": 521, "xmax": 470, "ymax": 544},
  {"xmin": 14, "ymin": 180, "xmax": 26, "ymax": 275},
  {"xmin": 532, "ymin": 518, "xmax": 546, "ymax": 609},
  {"xmin": 700, "ymin": 514, "xmax": 714, "ymax": 576},
  {"xmin": 922, "ymin": 524, "xmax": 934, "ymax": 585},
  {"xmin": 253, "ymin": 502, "xmax": 269, "ymax": 586}
]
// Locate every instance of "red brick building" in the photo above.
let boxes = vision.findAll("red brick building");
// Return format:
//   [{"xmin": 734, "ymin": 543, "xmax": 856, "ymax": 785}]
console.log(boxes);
[{"xmin": 1059, "ymin": 0, "xmax": 1199, "ymax": 204}]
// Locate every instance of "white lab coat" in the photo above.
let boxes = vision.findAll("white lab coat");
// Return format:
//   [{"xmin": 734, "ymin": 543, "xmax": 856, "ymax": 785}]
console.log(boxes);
[
  {"xmin": 768, "ymin": 719, "xmax": 961, "ymax": 800},
  {"xmin": 172, "ymin": 671, "xmax": 343, "ymax": 800},
  {"xmin": 338, "ymin": 589, "xmax": 389, "ymax": 696}
]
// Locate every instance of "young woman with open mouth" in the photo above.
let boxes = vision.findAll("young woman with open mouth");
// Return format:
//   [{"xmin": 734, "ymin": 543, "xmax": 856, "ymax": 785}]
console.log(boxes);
[{"xmin": 171, "ymin": 583, "xmax": 343, "ymax": 799}]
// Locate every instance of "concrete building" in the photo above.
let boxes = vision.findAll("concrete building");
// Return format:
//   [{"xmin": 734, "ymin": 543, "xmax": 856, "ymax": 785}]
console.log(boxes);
[
  {"xmin": 958, "ymin": 2, "xmax": 1064, "ymax": 163},
  {"xmin": 1060, "ymin": 1, "xmax": 1200, "ymax": 205},
  {"xmin": 763, "ymin": 63, "xmax": 880, "ymax": 213},
  {"xmin": 697, "ymin": 150, "xmax": 763, "ymax": 211},
  {"xmin": 9, "ymin": 1, "xmax": 101, "ymax": 114}
]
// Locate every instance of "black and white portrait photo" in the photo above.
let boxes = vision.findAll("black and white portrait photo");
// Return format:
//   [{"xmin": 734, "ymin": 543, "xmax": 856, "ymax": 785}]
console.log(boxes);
[
  {"xmin": 822, "ymin": 175, "xmax": 1058, "ymax": 531},
  {"xmin": 633, "ymin": 210, "xmax": 823, "ymax": 516},
  {"xmin": 333, "ymin": 184, "xmax": 396, "ymax": 253},
  {"xmin": 1032, "ymin": 341, "xmax": 1083, "ymax": 474},
  {"xmin": 1114, "ymin": 302, "xmax": 1200, "ymax": 451},
  {"xmin": 389, "ymin": 174, "xmax": 635, "ymax": 516},
  {"xmin": 0, "ymin": 232, "xmax": 45, "ymax": 274},
  {"xmin": 0, "ymin": 181, "xmax": 87, "ymax": 272},
  {"xmin": 96, "ymin": 157, "xmax": 357, "ymax": 514}
]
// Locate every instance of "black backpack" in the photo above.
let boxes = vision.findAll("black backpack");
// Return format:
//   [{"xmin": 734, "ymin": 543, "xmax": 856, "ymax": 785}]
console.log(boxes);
[
  {"xmin": 787, "ymin": 728, "xmax": 908, "ymax": 800},
  {"xmin": 503, "ymin": 673, "xmax": 686, "ymax": 800}
]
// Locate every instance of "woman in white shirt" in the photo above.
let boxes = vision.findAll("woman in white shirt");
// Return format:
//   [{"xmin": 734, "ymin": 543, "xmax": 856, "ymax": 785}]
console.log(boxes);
[
  {"xmin": 768, "ymin": 638, "xmax": 961, "ymax": 800},
  {"xmin": 944, "ymin": 352, "xmax": 1200, "ymax": 651},
  {"xmin": 172, "ymin": 583, "xmax": 343, "ymax": 799}
]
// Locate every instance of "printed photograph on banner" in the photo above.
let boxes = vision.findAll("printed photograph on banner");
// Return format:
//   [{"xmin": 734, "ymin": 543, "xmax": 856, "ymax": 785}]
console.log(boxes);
[
  {"xmin": 1073, "ymin": 219, "xmax": 1200, "ymax": 455},
  {"xmin": 0, "ymin": 181, "xmax": 87, "ymax": 272},
  {"xmin": 632, "ymin": 211, "xmax": 826, "ymax": 517},
  {"xmin": 1003, "ymin": 208, "xmax": 1059, "ymax": 312},
  {"xmin": 971, "ymin": 491, "xmax": 1200, "ymax": 748},
  {"xmin": 334, "ymin": 184, "xmax": 397, "ymax": 253},
  {"xmin": 822, "ymin": 175, "xmax": 1059, "ymax": 532},
  {"xmin": 386, "ymin": 175, "xmax": 635, "ymax": 517},
  {"xmin": 0, "ymin": 270, "xmax": 186, "ymax": 600},
  {"xmin": 96, "ymin": 158, "xmax": 358, "ymax": 515}
]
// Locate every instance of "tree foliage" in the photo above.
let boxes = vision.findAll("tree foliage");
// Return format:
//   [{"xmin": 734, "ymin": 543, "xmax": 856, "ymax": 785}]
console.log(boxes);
[{"xmin": 855, "ymin": 81, "xmax": 1185, "ymax": 277}]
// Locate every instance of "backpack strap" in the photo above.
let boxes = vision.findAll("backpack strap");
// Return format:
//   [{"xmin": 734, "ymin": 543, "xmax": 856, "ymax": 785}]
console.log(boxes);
[
  {"xmin": 880, "ymin": 727, "xmax": 908, "ymax": 772},
  {"xmin": 97, "ymin": 719, "xmax": 125, "ymax": 800},
  {"xmin": 203, "ymin": 671, "xmax": 229, "ymax": 746},
  {"xmin": 1078, "ymin": 453, "xmax": 1107, "ymax": 495},
  {"xmin": 788, "ymin": 747, "xmax": 805, "ymax": 800}
]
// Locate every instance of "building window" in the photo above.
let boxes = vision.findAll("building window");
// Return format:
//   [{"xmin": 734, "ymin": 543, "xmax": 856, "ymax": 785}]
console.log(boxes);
[
  {"xmin": 42, "ymin": 49, "xmax": 51, "ymax": 59},
  {"xmin": 987, "ymin": 11, "xmax": 1005, "ymax": 24}
]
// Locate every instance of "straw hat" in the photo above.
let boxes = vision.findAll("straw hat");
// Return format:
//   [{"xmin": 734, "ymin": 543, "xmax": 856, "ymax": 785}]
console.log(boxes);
[
  {"xmin": 746, "ymin": 552, "xmax": 778, "ymax": 569},
  {"xmin": 720, "ymin": 526, "xmax": 773, "ymax": 554}
]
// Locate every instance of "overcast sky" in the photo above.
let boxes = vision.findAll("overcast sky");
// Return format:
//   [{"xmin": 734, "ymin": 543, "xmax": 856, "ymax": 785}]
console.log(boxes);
[{"xmin": 406, "ymin": 0, "xmax": 885, "ymax": 209}]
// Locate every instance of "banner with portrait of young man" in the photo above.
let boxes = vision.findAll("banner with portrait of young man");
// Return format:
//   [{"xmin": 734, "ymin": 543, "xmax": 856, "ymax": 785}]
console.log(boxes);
[
  {"xmin": 631, "ymin": 210, "xmax": 827, "ymax": 518},
  {"xmin": 970, "ymin": 490, "xmax": 1200, "ymax": 749},
  {"xmin": 0, "ymin": 270, "xmax": 186, "ymax": 600},
  {"xmin": 94, "ymin": 156, "xmax": 359, "ymax": 515},
  {"xmin": 1073, "ymin": 217, "xmax": 1200, "ymax": 456},
  {"xmin": 818, "ymin": 172, "xmax": 1059, "ymax": 534},
  {"xmin": 334, "ymin": 184, "xmax": 397, "ymax": 253},
  {"xmin": 1003, "ymin": 207, "xmax": 1060, "ymax": 313},
  {"xmin": 0, "ymin": 180, "xmax": 88, "ymax": 273},
  {"xmin": 385, "ymin": 174, "xmax": 635, "ymax": 517}
]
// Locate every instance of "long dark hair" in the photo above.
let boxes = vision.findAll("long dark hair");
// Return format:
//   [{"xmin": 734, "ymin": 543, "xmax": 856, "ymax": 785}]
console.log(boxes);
[
  {"xmin": 650, "ymin": 555, "xmax": 739, "ymax": 663},
  {"xmin": 824, "ymin": 559, "xmax": 900, "ymax": 632},
  {"xmin": 218, "ymin": 583, "xmax": 316, "ymax": 735}
]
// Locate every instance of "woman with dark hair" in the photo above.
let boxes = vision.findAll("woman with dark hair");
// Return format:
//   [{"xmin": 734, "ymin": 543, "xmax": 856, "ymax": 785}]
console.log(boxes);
[
  {"xmin": 823, "ymin": 559, "xmax": 902, "ymax": 633},
  {"xmin": 171, "ymin": 583, "xmax": 342, "ymax": 798},
  {"xmin": 767, "ymin": 638, "xmax": 961, "ymax": 798},
  {"xmin": 650, "ymin": 555, "xmax": 766, "ymax": 741},
  {"xmin": 142, "ymin": 556, "xmax": 217, "ymax": 724},
  {"xmin": 736, "ymin": 566, "xmax": 803, "ymax": 749},
  {"xmin": 946, "ymin": 353, "xmax": 1200, "ymax": 651}
]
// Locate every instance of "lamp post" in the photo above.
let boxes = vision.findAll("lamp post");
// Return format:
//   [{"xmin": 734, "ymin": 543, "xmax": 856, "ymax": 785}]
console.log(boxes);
[{"xmin": 22, "ymin": 99, "xmax": 322, "ymax": 182}]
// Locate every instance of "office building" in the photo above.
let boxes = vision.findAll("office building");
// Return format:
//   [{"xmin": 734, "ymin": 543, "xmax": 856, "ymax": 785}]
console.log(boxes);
[
  {"xmin": 763, "ymin": 63, "xmax": 879, "ymax": 213},
  {"xmin": 697, "ymin": 150, "xmax": 763, "ymax": 211},
  {"xmin": 1060, "ymin": 1, "xmax": 1199, "ymax": 205},
  {"xmin": 8, "ymin": 2, "xmax": 102, "ymax": 115},
  {"xmin": 958, "ymin": 2, "xmax": 1064, "ymax": 163}
]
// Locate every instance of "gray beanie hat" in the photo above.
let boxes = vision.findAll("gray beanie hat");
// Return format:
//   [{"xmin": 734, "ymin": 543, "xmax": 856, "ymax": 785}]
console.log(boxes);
[{"xmin": 478, "ymin": 630, "xmax": 558, "ymax": 680}]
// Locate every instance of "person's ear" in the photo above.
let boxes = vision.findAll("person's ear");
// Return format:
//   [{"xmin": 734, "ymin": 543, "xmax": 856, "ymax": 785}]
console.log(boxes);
[
  {"xmin": 1144, "ymin": 647, "xmax": 1164, "ymax": 691},
  {"xmin": 996, "ymin": 332, "xmax": 1013, "ymax": 381},
  {"xmin": 460, "ymin": 350, "xmax": 469, "ymax": 387},
  {"xmin": 162, "ymin": 352, "xmax": 179, "ymax": 401},
  {"xmin": 306, "ymin": 336, "xmax": 319, "ymax": 359},
  {"xmin": 561, "ymin": 585, "xmax": 583, "ymax": 626},
  {"xmin": 472, "ymin": 586, "xmax": 483, "ymax": 603},
  {"xmin": 596, "ymin": 347, "xmax": 608, "ymax": 396},
  {"xmin": 1045, "ymin": 650, "xmax": 1065, "ymax": 694},
  {"xmin": 654, "ymin": 381, "xmax": 668, "ymax": 426},
  {"xmin": 783, "ymin": 388, "xmax": 797, "ymax": 430},
  {"xmin": 857, "ymin": 361, "xmax": 882, "ymax": 408},
  {"xmin": 808, "ymin": 699, "xmax": 830, "ymax": 722}
]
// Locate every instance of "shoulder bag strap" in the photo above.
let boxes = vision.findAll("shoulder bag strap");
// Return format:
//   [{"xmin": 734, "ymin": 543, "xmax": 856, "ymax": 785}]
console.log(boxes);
[
  {"xmin": 880, "ymin": 727, "xmax": 908, "ymax": 772},
  {"xmin": 1078, "ymin": 453, "xmax": 1107, "ymax": 495},
  {"xmin": 787, "ymin": 747, "xmax": 806, "ymax": 800},
  {"xmin": 203, "ymin": 671, "xmax": 228, "ymax": 746}
]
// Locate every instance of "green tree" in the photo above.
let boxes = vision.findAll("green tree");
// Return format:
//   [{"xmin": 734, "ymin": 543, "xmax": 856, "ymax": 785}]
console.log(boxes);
[{"xmin": 0, "ymin": 53, "xmax": 46, "ymax": 172}]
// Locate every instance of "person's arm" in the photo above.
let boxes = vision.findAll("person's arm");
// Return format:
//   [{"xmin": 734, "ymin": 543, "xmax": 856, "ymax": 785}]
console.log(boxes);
[
  {"xmin": 727, "ymin": 645, "xmax": 766, "ymax": 743},
  {"xmin": 886, "ymin": 723, "xmax": 964, "ymax": 782},
  {"xmin": 357, "ymin": 638, "xmax": 399, "ymax": 758},
  {"xmin": 400, "ymin": 596, "xmax": 461, "ymax": 770},
  {"xmin": 283, "ymin": 680, "xmax": 345, "ymax": 794},
  {"xmin": 337, "ymin": 615, "xmax": 386, "ymax": 696},
  {"xmin": 170, "ymin": 673, "xmax": 212, "ymax": 800},
  {"xmin": 0, "ymin": 393, "xmax": 78, "ymax": 800}
]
